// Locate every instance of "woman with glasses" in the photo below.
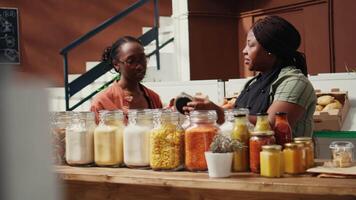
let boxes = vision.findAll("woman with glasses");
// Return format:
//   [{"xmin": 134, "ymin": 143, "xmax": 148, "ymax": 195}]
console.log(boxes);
[
  {"xmin": 183, "ymin": 16, "xmax": 316, "ymax": 137},
  {"xmin": 91, "ymin": 36, "xmax": 162, "ymax": 122}
]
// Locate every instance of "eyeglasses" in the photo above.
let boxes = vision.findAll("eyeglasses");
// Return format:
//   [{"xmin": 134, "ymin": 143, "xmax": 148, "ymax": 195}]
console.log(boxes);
[{"xmin": 118, "ymin": 55, "xmax": 149, "ymax": 66}]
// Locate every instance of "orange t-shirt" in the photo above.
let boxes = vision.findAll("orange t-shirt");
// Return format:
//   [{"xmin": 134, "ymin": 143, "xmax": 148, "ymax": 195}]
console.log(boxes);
[{"xmin": 90, "ymin": 82, "xmax": 163, "ymax": 123}]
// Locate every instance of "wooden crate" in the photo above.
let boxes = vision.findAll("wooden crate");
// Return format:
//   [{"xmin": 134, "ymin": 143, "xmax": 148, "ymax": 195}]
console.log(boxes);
[{"xmin": 313, "ymin": 88, "xmax": 350, "ymax": 131}]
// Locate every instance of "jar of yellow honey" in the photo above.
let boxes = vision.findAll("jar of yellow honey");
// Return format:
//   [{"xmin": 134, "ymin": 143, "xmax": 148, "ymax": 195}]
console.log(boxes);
[
  {"xmin": 260, "ymin": 145, "xmax": 283, "ymax": 178},
  {"xmin": 283, "ymin": 143, "xmax": 305, "ymax": 174},
  {"xmin": 294, "ymin": 137, "xmax": 314, "ymax": 169}
]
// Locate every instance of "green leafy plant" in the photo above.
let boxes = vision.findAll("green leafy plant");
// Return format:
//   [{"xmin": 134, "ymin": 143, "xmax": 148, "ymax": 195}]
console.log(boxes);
[{"xmin": 209, "ymin": 134, "xmax": 244, "ymax": 153}]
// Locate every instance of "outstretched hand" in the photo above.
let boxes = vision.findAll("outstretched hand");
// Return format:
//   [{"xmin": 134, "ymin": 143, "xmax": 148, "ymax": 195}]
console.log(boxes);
[{"xmin": 182, "ymin": 95, "xmax": 225, "ymax": 124}]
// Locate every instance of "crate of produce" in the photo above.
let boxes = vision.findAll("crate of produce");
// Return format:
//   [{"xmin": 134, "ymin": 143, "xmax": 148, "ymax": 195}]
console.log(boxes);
[{"xmin": 313, "ymin": 88, "xmax": 350, "ymax": 131}]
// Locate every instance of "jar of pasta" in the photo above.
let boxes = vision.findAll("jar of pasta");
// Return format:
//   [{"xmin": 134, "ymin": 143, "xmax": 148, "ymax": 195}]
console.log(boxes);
[
  {"xmin": 150, "ymin": 110, "xmax": 184, "ymax": 170},
  {"xmin": 185, "ymin": 110, "xmax": 219, "ymax": 171},
  {"xmin": 260, "ymin": 145, "xmax": 283, "ymax": 178},
  {"xmin": 294, "ymin": 137, "xmax": 314, "ymax": 169},
  {"xmin": 124, "ymin": 109, "xmax": 154, "ymax": 167},
  {"xmin": 94, "ymin": 110, "xmax": 124, "ymax": 167},
  {"xmin": 249, "ymin": 131, "xmax": 275, "ymax": 173},
  {"xmin": 66, "ymin": 112, "xmax": 95, "ymax": 166},
  {"xmin": 232, "ymin": 114, "xmax": 250, "ymax": 172},
  {"xmin": 283, "ymin": 143, "xmax": 306, "ymax": 174}
]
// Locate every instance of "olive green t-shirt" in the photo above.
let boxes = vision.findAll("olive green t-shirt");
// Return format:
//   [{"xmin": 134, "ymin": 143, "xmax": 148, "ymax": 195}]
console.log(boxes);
[{"xmin": 269, "ymin": 66, "xmax": 316, "ymax": 137}]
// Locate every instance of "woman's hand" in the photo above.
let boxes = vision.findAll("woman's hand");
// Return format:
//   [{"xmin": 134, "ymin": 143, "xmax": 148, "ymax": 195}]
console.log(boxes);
[{"xmin": 183, "ymin": 95, "xmax": 225, "ymax": 124}]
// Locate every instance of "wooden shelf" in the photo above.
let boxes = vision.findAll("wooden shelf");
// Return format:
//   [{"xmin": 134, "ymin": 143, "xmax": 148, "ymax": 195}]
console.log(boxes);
[{"xmin": 55, "ymin": 165, "xmax": 356, "ymax": 199}]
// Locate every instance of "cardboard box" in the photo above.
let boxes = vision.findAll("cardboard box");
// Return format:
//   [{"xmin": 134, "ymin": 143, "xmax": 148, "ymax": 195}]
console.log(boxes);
[{"xmin": 313, "ymin": 88, "xmax": 350, "ymax": 131}]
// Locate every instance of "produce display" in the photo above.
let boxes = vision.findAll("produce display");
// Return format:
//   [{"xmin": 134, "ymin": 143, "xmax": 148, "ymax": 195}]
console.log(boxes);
[{"xmin": 316, "ymin": 95, "xmax": 343, "ymax": 112}]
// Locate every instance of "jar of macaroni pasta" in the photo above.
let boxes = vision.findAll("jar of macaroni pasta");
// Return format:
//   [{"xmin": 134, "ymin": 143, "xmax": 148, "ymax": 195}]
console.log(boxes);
[
  {"xmin": 150, "ymin": 110, "xmax": 184, "ymax": 170},
  {"xmin": 94, "ymin": 110, "xmax": 124, "ymax": 167},
  {"xmin": 124, "ymin": 109, "xmax": 154, "ymax": 168},
  {"xmin": 185, "ymin": 110, "xmax": 219, "ymax": 171}
]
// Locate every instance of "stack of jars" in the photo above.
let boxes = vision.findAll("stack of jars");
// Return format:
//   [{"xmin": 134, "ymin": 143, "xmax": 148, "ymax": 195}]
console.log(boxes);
[
  {"xmin": 94, "ymin": 110, "xmax": 125, "ymax": 167},
  {"xmin": 66, "ymin": 112, "xmax": 96, "ymax": 166},
  {"xmin": 250, "ymin": 113, "xmax": 276, "ymax": 173},
  {"xmin": 150, "ymin": 110, "xmax": 184, "ymax": 170}
]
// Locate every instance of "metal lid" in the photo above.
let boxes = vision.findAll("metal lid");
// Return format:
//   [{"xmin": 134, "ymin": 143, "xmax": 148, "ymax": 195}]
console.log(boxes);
[
  {"xmin": 262, "ymin": 145, "xmax": 282, "ymax": 151},
  {"xmin": 284, "ymin": 143, "xmax": 304, "ymax": 148},
  {"xmin": 294, "ymin": 137, "xmax": 312, "ymax": 142},
  {"xmin": 251, "ymin": 130, "xmax": 274, "ymax": 136}
]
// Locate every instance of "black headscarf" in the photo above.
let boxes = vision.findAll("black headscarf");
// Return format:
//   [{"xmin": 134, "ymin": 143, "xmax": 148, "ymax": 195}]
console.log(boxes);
[
  {"xmin": 252, "ymin": 15, "xmax": 308, "ymax": 76},
  {"xmin": 235, "ymin": 15, "xmax": 308, "ymax": 114}
]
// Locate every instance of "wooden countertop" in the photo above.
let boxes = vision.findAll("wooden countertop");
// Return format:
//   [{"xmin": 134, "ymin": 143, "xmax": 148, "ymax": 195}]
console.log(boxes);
[{"xmin": 55, "ymin": 165, "xmax": 356, "ymax": 196}]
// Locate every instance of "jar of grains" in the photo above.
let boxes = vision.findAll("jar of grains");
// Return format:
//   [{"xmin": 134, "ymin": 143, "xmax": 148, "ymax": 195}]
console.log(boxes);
[
  {"xmin": 185, "ymin": 110, "xmax": 219, "ymax": 171},
  {"xmin": 150, "ymin": 110, "xmax": 184, "ymax": 170},
  {"xmin": 124, "ymin": 109, "xmax": 154, "ymax": 167}
]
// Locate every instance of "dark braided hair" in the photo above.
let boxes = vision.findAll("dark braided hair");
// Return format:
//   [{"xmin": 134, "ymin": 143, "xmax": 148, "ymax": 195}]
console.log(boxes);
[
  {"xmin": 102, "ymin": 36, "xmax": 143, "ymax": 72},
  {"xmin": 252, "ymin": 16, "xmax": 308, "ymax": 76}
]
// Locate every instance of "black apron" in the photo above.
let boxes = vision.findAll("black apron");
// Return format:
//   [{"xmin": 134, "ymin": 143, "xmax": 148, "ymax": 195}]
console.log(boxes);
[{"xmin": 234, "ymin": 66, "xmax": 283, "ymax": 115}]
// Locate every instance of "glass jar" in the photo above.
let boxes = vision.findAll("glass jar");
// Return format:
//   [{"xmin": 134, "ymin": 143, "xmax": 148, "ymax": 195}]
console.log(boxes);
[
  {"xmin": 294, "ymin": 137, "xmax": 314, "ymax": 169},
  {"xmin": 329, "ymin": 141, "xmax": 354, "ymax": 168},
  {"xmin": 150, "ymin": 110, "xmax": 184, "ymax": 170},
  {"xmin": 274, "ymin": 112, "xmax": 292, "ymax": 148},
  {"xmin": 185, "ymin": 110, "xmax": 219, "ymax": 171},
  {"xmin": 219, "ymin": 109, "xmax": 236, "ymax": 138},
  {"xmin": 231, "ymin": 114, "xmax": 250, "ymax": 172},
  {"xmin": 124, "ymin": 109, "xmax": 154, "ymax": 167},
  {"xmin": 260, "ymin": 145, "xmax": 283, "ymax": 178},
  {"xmin": 249, "ymin": 131, "xmax": 275, "ymax": 173},
  {"xmin": 254, "ymin": 113, "xmax": 272, "ymax": 132},
  {"xmin": 50, "ymin": 111, "xmax": 72, "ymax": 165},
  {"xmin": 65, "ymin": 112, "xmax": 95, "ymax": 166},
  {"xmin": 283, "ymin": 143, "xmax": 306, "ymax": 174},
  {"xmin": 94, "ymin": 110, "xmax": 124, "ymax": 167}
]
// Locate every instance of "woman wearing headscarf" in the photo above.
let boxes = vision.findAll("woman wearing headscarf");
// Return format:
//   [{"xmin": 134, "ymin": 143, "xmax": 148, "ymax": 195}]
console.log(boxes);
[{"xmin": 184, "ymin": 15, "xmax": 316, "ymax": 137}]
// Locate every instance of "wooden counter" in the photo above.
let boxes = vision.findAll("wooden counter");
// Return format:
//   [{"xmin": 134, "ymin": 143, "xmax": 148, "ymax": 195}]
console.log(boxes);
[{"xmin": 55, "ymin": 165, "xmax": 356, "ymax": 200}]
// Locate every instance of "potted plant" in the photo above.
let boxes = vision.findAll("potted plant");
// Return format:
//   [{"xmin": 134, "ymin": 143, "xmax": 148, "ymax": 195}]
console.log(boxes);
[{"xmin": 205, "ymin": 134, "xmax": 244, "ymax": 178}]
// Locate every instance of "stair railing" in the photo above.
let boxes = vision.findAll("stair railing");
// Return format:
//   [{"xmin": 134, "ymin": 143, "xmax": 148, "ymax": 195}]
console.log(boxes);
[{"xmin": 60, "ymin": 0, "xmax": 171, "ymax": 111}]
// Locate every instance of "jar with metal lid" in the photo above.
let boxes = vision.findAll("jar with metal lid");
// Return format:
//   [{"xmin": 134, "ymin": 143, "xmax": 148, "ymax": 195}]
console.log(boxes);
[
  {"xmin": 274, "ymin": 112, "xmax": 292, "ymax": 148},
  {"xmin": 283, "ymin": 143, "xmax": 306, "ymax": 174},
  {"xmin": 185, "ymin": 110, "xmax": 219, "ymax": 171},
  {"xmin": 329, "ymin": 141, "xmax": 354, "ymax": 168},
  {"xmin": 254, "ymin": 113, "xmax": 272, "ymax": 132},
  {"xmin": 66, "ymin": 112, "xmax": 95, "ymax": 166},
  {"xmin": 294, "ymin": 137, "xmax": 314, "ymax": 169},
  {"xmin": 124, "ymin": 109, "xmax": 154, "ymax": 167},
  {"xmin": 231, "ymin": 113, "xmax": 250, "ymax": 172},
  {"xmin": 50, "ymin": 111, "xmax": 72, "ymax": 165},
  {"xmin": 260, "ymin": 145, "xmax": 283, "ymax": 178},
  {"xmin": 249, "ymin": 131, "xmax": 275, "ymax": 173},
  {"xmin": 219, "ymin": 109, "xmax": 236, "ymax": 138},
  {"xmin": 94, "ymin": 110, "xmax": 124, "ymax": 167},
  {"xmin": 150, "ymin": 110, "xmax": 184, "ymax": 170}
]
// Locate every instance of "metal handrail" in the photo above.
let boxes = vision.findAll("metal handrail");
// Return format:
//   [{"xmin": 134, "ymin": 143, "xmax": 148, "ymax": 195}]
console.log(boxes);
[
  {"xmin": 69, "ymin": 37, "xmax": 174, "ymax": 111},
  {"xmin": 61, "ymin": 0, "xmax": 162, "ymax": 111},
  {"xmin": 60, "ymin": 0, "xmax": 150, "ymax": 55}
]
